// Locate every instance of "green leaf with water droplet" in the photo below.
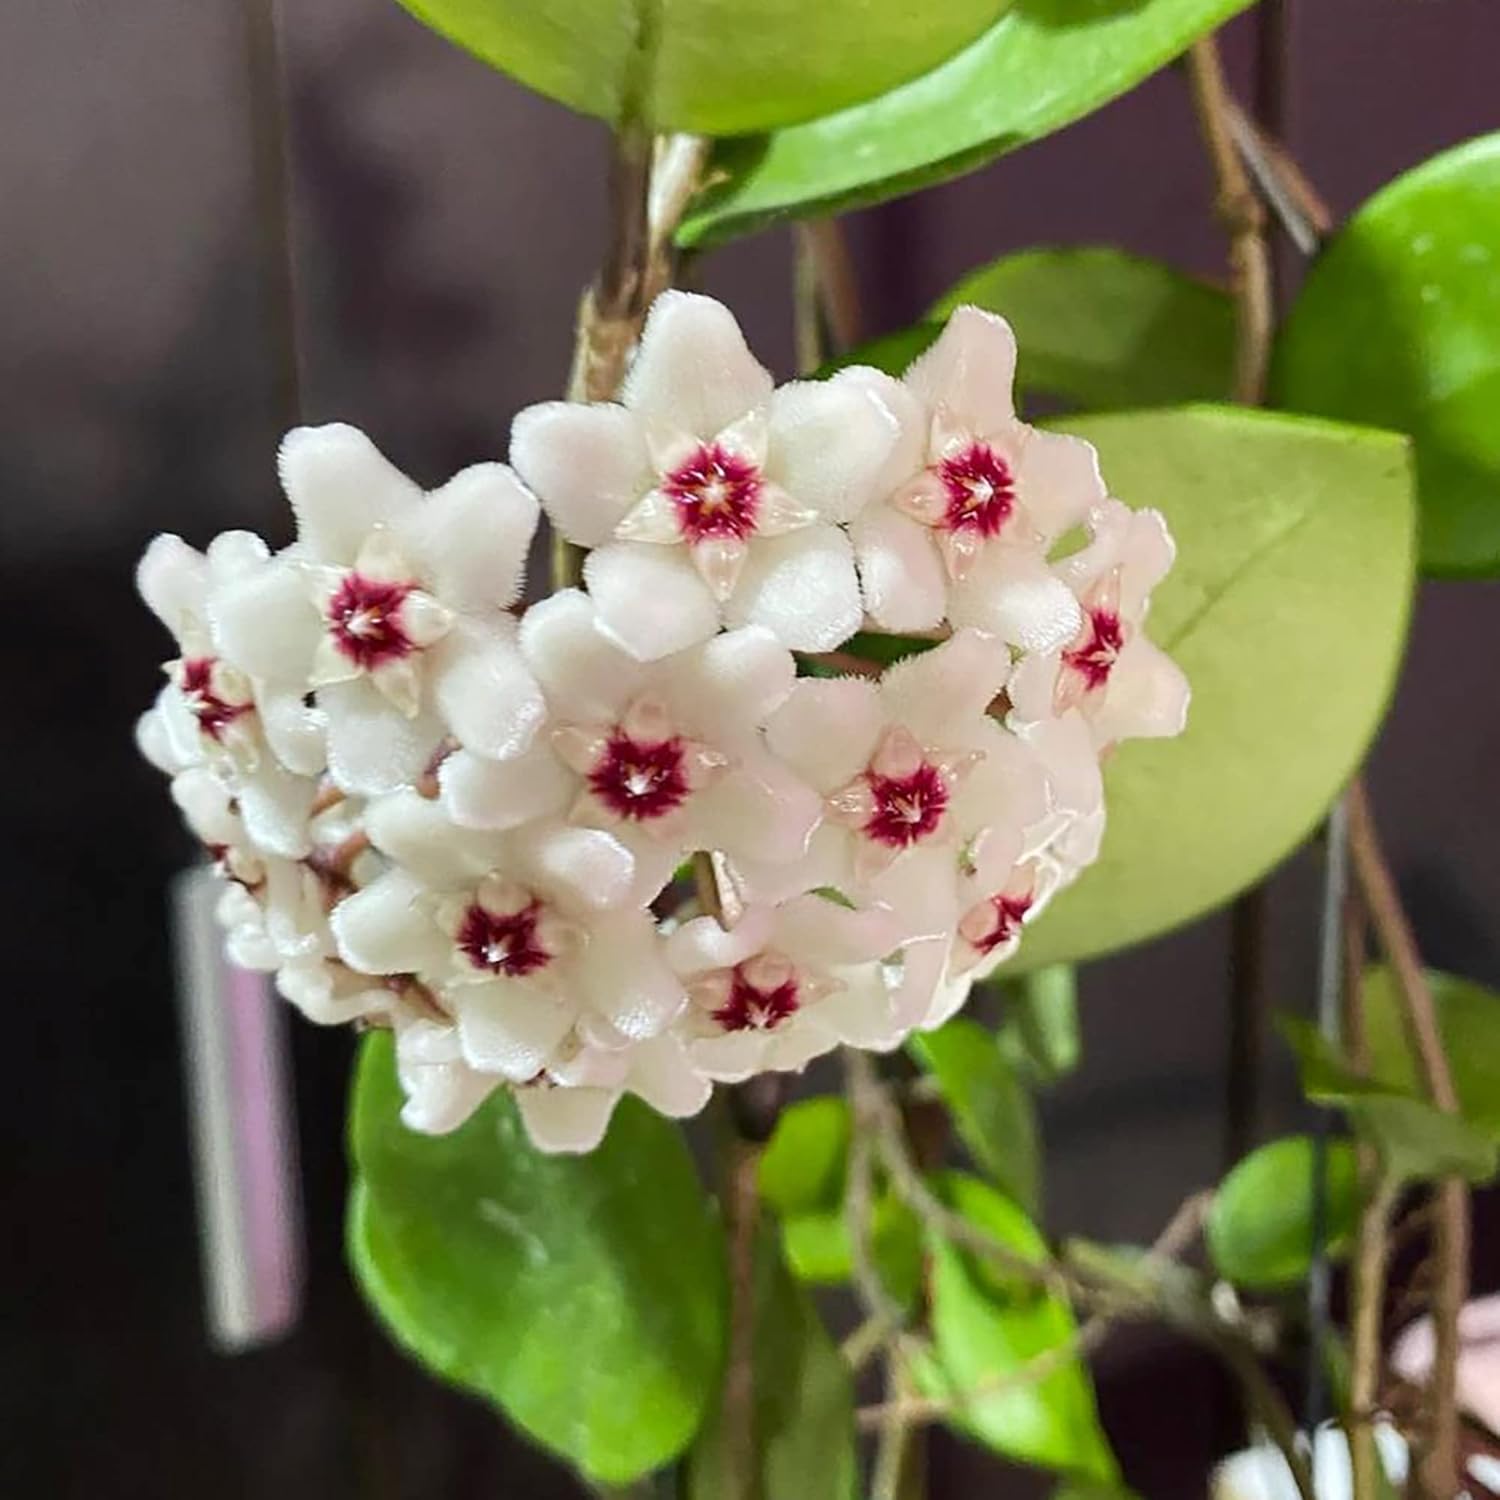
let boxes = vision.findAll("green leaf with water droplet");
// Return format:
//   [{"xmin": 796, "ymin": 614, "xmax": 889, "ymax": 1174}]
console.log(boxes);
[
  {"xmin": 346, "ymin": 1034, "xmax": 725, "ymax": 1484},
  {"xmin": 1272, "ymin": 132, "xmax": 1500, "ymax": 576},
  {"xmin": 390, "ymin": 0, "xmax": 1007, "ymax": 135},
  {"xmin": 679, "ymin": 0, "xmax": 1254, "ymax": 245}
]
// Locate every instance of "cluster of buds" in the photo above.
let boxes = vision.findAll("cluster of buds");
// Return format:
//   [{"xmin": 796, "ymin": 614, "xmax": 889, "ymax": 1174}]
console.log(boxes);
[{"xmin": 136, "ymin": 293, "xmax": 1188, "ymax": 1152}]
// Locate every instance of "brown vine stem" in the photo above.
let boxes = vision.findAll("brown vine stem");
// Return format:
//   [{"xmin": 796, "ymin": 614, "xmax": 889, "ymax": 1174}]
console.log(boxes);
[
  {"xmin": 799, "ymin": 218, "xmax": 865, "ymax": 356},
  {"xmin": 1346, "ymin": 778, "xmax": 1468, "ymax": 1499}
]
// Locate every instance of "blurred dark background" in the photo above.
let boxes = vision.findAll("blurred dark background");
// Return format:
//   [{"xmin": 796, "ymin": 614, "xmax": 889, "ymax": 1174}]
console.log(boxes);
[{"xmin": 2, "ymin": 1, "xmax": 1498, "ymax": 1495}]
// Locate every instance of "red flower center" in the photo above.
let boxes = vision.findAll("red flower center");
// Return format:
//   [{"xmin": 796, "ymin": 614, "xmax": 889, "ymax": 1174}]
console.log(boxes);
[
  {"xmin": 326, "ymin": 573, "xmax": 414, "ymax": 670},
  {"xmin": 973, "ymin": 889, "xmax": 1034, "ymax": 957},
  {"xmin": 179, "ymin": 656, "xmax": 251, "ymax": 743},
  {"xmin": 863, "ymin": 760, "xmax": 950, "ymax": 849},
  {"xmin": 712, "ymin": 963, "xmax": 800, "ymax": 1033},
  {"xmin": 1062, "ymin": 607, "xmax": 1125, "ymax": 692},
  {"xmin": 935, "ymin": 442, "xmax": 1016, "ymax": 537},
  {"xmin": 663, "ymin": 442, "xmax": 763, "ymax": 544},
  {"xmin": 455, "ymin": 898, "xmax": 552, "ymax": 978},
  {"xmin": 587, "ymin": 730, "xmax": 691, "ymax": 822}
]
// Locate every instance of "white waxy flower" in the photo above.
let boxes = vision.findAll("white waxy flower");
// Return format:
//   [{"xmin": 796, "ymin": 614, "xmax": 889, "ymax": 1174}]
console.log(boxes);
[
  {"xmin": 137, "ymin": 531, "xmax": 324, "ymax": 857},
  {"xmin": 848, "ymin": 307, "xmax": 1103, "ymax": 648},
  {"xmin": 391, "ymin": 1007, "xmax": 504, "ymax": 1136},
  {"xmin": 210, "ymin": 424, "xmax": 546, "ymax": 796},
  {"xmin": 329, "ymin": 792, "xmax": 685, "ymax": 1085},
  {"xmin": 511, "ymin": 291, "xmax": 903, "ymax": 660},
  {"xmin": 1008, "ymin": 498, "xmax": 1190, "ymax": 748},
  {"xmin": 667, "ymin": 895, "xmax": 911, "ymax": 1080},
  {"xmin": 438, "ymin": 589, "xmax": 822, "ymax": 897}
]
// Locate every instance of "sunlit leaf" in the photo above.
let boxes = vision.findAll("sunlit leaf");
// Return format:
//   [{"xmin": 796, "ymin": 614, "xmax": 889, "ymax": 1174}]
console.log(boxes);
[
  {"xmin": 1272, "ymin": 132, "xmax": 1500, "ymax": 576},
  {"xmin": 679, "ymin": 0, "xmax": 1254, "ymax": 245},
  {"xmin": 347, "ymin": 1035, "xmax": 725, "ymax": 1484}
]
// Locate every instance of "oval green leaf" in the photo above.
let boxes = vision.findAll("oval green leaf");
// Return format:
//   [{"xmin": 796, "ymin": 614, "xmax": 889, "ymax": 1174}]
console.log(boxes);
[
  {"xmin": 919, "ymin": 1173, "xmax": 1117, "ymax": 1482},
  {"xmin": 1206, "ymin": 1135, "xmax": 1360, "ymax": 1291},
  {"xmin": 1272, "ymin": 133, "xmax": 1500, "ymax": 576},
  {"xmin": 391, "ymin": 0, "xmax": 1006, "ymax": 136},
  {"xmin": 997, "ymin": 964, "xmax": 1082, "ymax": 1085},
  {"xmin": 347, "ymin": 1034, "xmax": 725, "ymax": 1484},
  {"xmin": 910, "ymin": 1018, "xmax": 1041, "ymax": 1214},
  {"xmin": 1015, "ymin": 407, "xmax": 1415, "ymax": 970},
  {"xmin": 758, "ymin": 1095, "xmax": 850, "ymax": 1215},
  {"xmin": 679, "ymin": 0, "xmax": 1254, "ymax": 246}
]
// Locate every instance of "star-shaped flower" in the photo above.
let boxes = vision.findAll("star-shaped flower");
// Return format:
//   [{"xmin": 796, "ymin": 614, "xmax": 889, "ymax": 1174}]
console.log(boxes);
[
  {"xmin": 209, "ymin": 424, "xmax": 545, "ymax": 795},
  {"xmin": 511, "ymin": 291, "xmax": 904, "ymax": 659},
  {"xmin": 848, "ymin": 307, "xmax": 1104, "ymax": 647}
]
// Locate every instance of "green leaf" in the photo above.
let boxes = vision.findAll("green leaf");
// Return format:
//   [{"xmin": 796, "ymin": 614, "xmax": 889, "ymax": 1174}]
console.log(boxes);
[
  {"xmin": 918, "ymin": 1173, "xmax": 1117, "ymax": 1482},
  {"xmin": 679, "ymin": 0, "xmax": 1254, "ymax": 246},
  {"xmin": 1014, "ymin": 408, "xmax": 1415, "ymax": 969},
  {"xmin": 1279, "ymin": 1017, "xmax": 1499, "ymax": 1185},
  {"xmin": 1271, "ymin": 132, "xmax": 1500, "ymax": 576},
  {"xmin": 935, "ymin": 248, "xmax": 1235, "ymax": 410},
  {"xmin": 758, "ymin": 1096, "xmax": 850, "ymax": 1215},
  {"xmin": 911, "ymin": 1018, "xmax": 1042, "ymax": 1214},
  {"xmin": 392, "ymin": 0, "xmax": 1006, "ymax": 136},
  {"xmin": 779, "ymin": 1196, "xmax": 925, "ymax": 1308},
  {"xmin": 347, "ymin": 1034, "xmax": 725, "ymax": 1484},
  {"xmin": 1359, "ymin": 966, "xmax": 1500, "ymax": 1133},
  {"xmin": 1206, "ymin": 1135, "xmax": 1361, "ymax": 1291},
  {"xmin": 998, "ymin": 965, "xmax": 1082, "ymax": 1085},
  {"xmin": 687, "ymin": 1230, "xmax": 857, "ymax": 1500}
]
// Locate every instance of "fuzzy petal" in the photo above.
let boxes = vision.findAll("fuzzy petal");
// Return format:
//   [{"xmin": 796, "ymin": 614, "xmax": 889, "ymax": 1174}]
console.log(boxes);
[
  {"xmin": 208, "ymin": 555, "xmax": 323, "ymax": 685},
  {"xmin": 257, "ymin": 689, "xmax": 327, "ymax": 778},
  {"xmin": 766, "ymin": 372, "xmax": 902, "ymax": 523},
  {"xmin": 455, "ymin": 982, "xmax": 574, "ymax": 1081},
  {"xmin": 726, "ymin": 525, "xmax": 862, "ymax": 652},
  {"xmin": 1015, "ymin": 429, "xmax": 1105, "ymax": 539},
  {"xmin": 331, "ymin": 870, "xmax": 448, "ymax": 975},
  {"xmin": 766, "ymin": 676, "xmax": 884, "ymax": 790},
  {"xmin": 949, "ymin": 545, "xmax": 1083, "ymax": 653},
  {"xmin": 771, "ymin": 895, "xmax": 904, "ymax": 969},
  {"xmin": 278, "ymin": 423, "xmax": 421, "ymax": 563},
  {"xmin": 627, "ymin": 1036, "xmax": 711, "ymax": 1119},
  {"xmin": 852, "ymin": 507, "xmax": 947, "ymax": 633},
  {"xmin": 879, "ymin": 627, "xmax": 1012, "ymax": 739},
  {"xmin": 516, "ymin": 1085, "xmax": 618, "ymax": 1153},
  {"xmin": 439, "ymin": 743, "xmax": 573, "ymax": 831},
  {"xmin": 666, "ymin": 908, "xmax": 777, "ymax": 977},
  {"xmin": 137, "ymin": 534, "xmax": 206, "ymax": 639},
  {"xmin": 577, "ymin": 914, "xmax": 685, "ymax": 1041},
  {"xmin": 692, "ymin": 754, "xmax": 822, "ymax": 867},
  {"xmin": 519, "ymin": 588, "xmax": 640, "ymax": 721},
  {"xmin": 399, "ymin": 462, "xmax": 538, "ymax": 614},
  {"xmin": 659, "ymin": 625, "xmax": 796, "ymax": 736},
  {"xmin": 364, "ymin": 790, "xmax": 508, "ymax": 886},
  {"xmin": 585, "ymin": 542, "xmax": 719, "ymax": 662},
  {"xmin": 511, "ymin": 401, "xmax": 651, "ymax": 548},
  {"xmin": 428, "ymin": 621, "xmax": 546, "ymax": 762},
  {"xmin": 237, "ymin": 763, "xmax": 317, "ymax": 859},
  {"xmin": 1090, "ymin": 637, "xmax": 1191, "ymax": 746},
  {"xmin": 905, "ymin": 306, "xmax": 1017, "ymax": 438},
  {"xmin": 622, "ymin": 291, "xmax": 773, "ymax": 439},
  {"xmin": 521, "ymin": 823, "xmax": 637, "ymax": 914},
  {"xmin": 322, "ymin": 678, "xmax": 444, "ymax": 796}
]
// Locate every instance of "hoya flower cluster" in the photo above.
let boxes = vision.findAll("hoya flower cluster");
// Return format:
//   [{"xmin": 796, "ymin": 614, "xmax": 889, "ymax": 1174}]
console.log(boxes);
[{"xmin": 136, "ymin": 292, "xmax": 1188, "ymax": 1153}]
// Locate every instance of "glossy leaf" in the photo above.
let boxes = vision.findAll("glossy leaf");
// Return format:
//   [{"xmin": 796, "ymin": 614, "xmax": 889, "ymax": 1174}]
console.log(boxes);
[
  {"xmin": 347, "ymin": 1035, "xmax": 725, "ymax": 1484},
  {"xmin": 1015, "ymin": 408, "xmax": 1415, "ymax": 969},
  {"xmin": 392, "ymin": 0, "xmax": 1006, "ymax": 136},
  {"xmin": 911, "ymin": 1018, "xmax": 1041, "ymax": 1214},
  {"xmin": 919, "ymin": 1173, "xmax": 1117, "ymax": 1482},
  {"xmin": 1271, "ymin": 133, "xmax": 1500, "ymax": 576},
  {"xmin": 688, "ymin": 1230, "xmax": 857, "ymax": 1500},
  {"xmin": 1207, "ymin": 1135, "xmax": 1361, "ymax": 1291},
  {"xmin": 998, "ymin": 965, "xmax": 1082, "ymax": 1085},
  {"xmin": 779, "ymin": 1197, "xmax": 925, "ymax": 1308},
  {"xmin": 758, "ymin": 1096, "xmax": 850, "ymax": 1215},
  {"xmin": 679, "ymin": 0, "xmax": 1254, "ymax": 246},
  {"xmin": 1280, "ymin": 1017, "xmax": 1498, "ymax": 1185}
]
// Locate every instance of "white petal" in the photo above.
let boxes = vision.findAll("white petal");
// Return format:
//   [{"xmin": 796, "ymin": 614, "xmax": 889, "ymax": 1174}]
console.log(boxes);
[
  {"xmin": 439, "ymin": 744, "xmax": 573, "ymax": 831},
  {"xmin": 949, "ymin": 546, "xmax": 1083, "ymax": 653},
  {"xmin": 584, "ymin": 542, "xmax": 719, "ymax": 662},
  {"xmin": 949, "ymin": 719, "xmax": 1053, "ymax": 840},
  {"xmin": 277, "ymin": 423, "xmax": 421, "ymax": 563},
  {"xmin": 726, "ymin": 526, "xmax": 862, "ymax": 652},
  {"xmin": 137, "ymin": 534, "xmax": 206, "ymax": 640},
  {"xmin": 689, "ymin": 1031, "xmax": 770, "ymax": 1083},
  {"xmin": 1014, "ymin": 710, "xmax": 1103, "ymax": 825},
  {"xmin": 364, "ymin": 790, "xmax": 508, "ymax": 886},
  {"xmin": 657, "ymin": 625, "xmax": 796, "ymax": 736},
  {"xmin": 237, "ymin": 762, "xmax": 317, "ymax": 859},
  {"xmin": 622, "ymin": 290, "xmax": 773, "ymax": 439},
  {"xmin": 330, "ymin": 871, "xmax": 447, "ymax": 975},
  {"xmin": 455, "ymin": 982, "xmax": 574, "ymax": 1081},
  {"xmin": 577, "ymin": 914, "xmax": 685, "ymax": 1040},
  {"xmin": 276, "ymin": 958, "xmax": 386, "ymax": 1027},
  {"xmin": 208, "ymin": 555, "xmax": 322, "ymax": 685},
  {"xmin": 521, "ymin": 823, "xmax": 637, "ymax": 913},
  {"xmin": 626, "ymin": 1036, "xmax": 711, "ymax": 1119},
  {"xmin": 766, "ymin": 676, "xmax": 883, "ymax": 790},
  {"xmin": 137, "ymin": 704, "xmax": 189, "ymax": 775},
  {"xmin": 803, "ymin": 963, "xmax": 905, "ymax": 1050},
  {"xmin": 832, "ymin": 365, "xmax": 928, "ymax": 493},
  {"xmin": 766, "ymin": 372, "xmax": 902, "ymax": 523},
  {"xmin": 1090, "ymin": 636, "xmax": 1190, "ymax": 746},
  {"xmin": 666, "ymin": 908, "xmax": 776, "ymax": 976},
  {"xmin": 879, "ymin": 628, "xmax": 1012, "ymax": 739},
  {"xmin": 428, "ymin": 620, "xmax": 546, "ymax": 762},
  {"xmin": 771, "ymin": 895, "xmax": 904, "ymax": 969},
  {"xmin": 205, "ymin": 530, "xmax": 272, "ymax": 582},
  {"xmin": 398, "ymin": 462, "xmax": 538, "ymax": 614},
  {"xmin": 905, "ymin": 306, "xmax": 1018, "ymax": 439},
  {"xmin": 692, "ymin": 755, "xmax": 822, "ymax": 867},
  {"xmin": 1004, "ymin": 650, "xmax": 1060, "ymax": 725},
  {"xmin": 322, "ymin": 677, "xmax": 444, "ymax": 795},
  {"xmin": 257, "ymin": 689, "xmax": 327, "ymax": 777},
  {"xmin": 518, "ymin": 588, "xmax": 640, "ymax": 721},
  {"xmin": 398, "ymin": 1055, "xmax": 498, "ymax": 1136},
  {"xmin": 852, "ymin": 508, "xmax": 948, "ymax": 633},
  {"xmin": 510, "ymin": 401, "xmax": 652, "ymax": 548},
  {"xmin": 1015, "ymin": 429, "xmax": 1105, "ymax": 539},
  {"xmin": 516, "ymin": 1086, "xmax": 618, "ymax": 1154}
]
